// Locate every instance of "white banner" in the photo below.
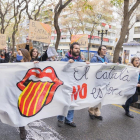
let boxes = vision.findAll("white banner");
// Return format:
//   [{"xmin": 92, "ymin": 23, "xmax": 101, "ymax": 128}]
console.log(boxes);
[{"xmin": 0, "ymin": 62, "xmax": 139, "ymax": 127}]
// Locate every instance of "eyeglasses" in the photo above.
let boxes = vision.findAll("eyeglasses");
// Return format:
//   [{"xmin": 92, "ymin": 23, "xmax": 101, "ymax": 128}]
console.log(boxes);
[
  {"xmin": 101, "ymin": 49, "xmax": 107, "ymax": 51},
  {"xmin": 134, "ymin": 60, "xmax": 139, "ymax": 62}
]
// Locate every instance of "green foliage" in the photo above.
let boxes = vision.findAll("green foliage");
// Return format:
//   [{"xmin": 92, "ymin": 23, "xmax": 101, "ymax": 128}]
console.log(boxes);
[
  {"xmin": 83, "ymin": 0, "xmax": 93, "ymax": 11},
  {"xmin": 110, "ymin": 0, "xmax": 123, "ymax": 7}
]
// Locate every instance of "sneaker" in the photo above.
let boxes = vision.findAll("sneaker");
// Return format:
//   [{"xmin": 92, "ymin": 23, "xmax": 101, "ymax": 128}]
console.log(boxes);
[
  {"xmin": 65, "ymin": 122, "xmax": 76, "ymax": 127},
  {"xmin": 125, "ymin": 112, "xmax": 134, "ymax": 118},
  {"xmin": 19, "ymin": 127, "xmax": 26, "ymax": 140},
  {"xmin": 95, "ymin": 116, "xmax": 103, "ymax": 120},
  {"xmin": 57, "ymin": 120, "xmax": 64, "ymax": 127}
]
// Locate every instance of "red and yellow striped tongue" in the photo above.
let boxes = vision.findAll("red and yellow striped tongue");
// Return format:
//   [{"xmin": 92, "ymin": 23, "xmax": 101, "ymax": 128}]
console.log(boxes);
[{"xmin": 18, "ymin": 81, "xmax": 54, "ymax": 117}]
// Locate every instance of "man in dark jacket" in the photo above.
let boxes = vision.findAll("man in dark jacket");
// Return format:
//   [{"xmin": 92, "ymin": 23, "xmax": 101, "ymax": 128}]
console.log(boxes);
[
  {"xmin": 0, "ymin": 47, "xmax": 9, "ymax": 63},
  {"xmin": 57, "ymin": 42, "xmax": 84, "ymax": 128},
  {"xmin": 89, "ymin": 45, "xmax": 110, "ymax": 121}
]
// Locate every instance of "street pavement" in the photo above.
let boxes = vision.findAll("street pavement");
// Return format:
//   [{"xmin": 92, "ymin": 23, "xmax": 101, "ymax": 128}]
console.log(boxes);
[{"xmin": 0, "ymin": 105, "xmax": 140, "ymax": 140}]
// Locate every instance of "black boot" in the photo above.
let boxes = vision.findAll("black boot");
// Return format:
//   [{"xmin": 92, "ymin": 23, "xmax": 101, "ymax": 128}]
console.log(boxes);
[
  {"xmin": 88, "ymin": 111, "xmax": 95, "ymax": 120},
  {"xmin": 19, "ymin": 127, "xmax": 26, "ymax": 140},
  {"xmin": 95, "ymin": 116, "xmax": 103, "ymax": 120},
  {"xmin": 125, "ymin": 112, "xmax": 134, "ymax": 118}
]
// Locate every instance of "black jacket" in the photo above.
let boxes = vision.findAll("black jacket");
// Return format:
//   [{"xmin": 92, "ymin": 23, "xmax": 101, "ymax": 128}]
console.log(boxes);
[
  {"xmin": 30, "ymin": 51, "xmax": 48, "ymax": 62},
  {"xmin": 0, "ymin": 52, "xmax": 9, "ymax": 63},
  {"xmin": 136, "ymin": 75, "xmax": 140, "ymax": 95}
]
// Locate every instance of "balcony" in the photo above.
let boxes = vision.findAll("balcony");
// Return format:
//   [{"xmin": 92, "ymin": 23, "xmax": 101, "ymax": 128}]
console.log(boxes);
[
  {"xmin": 90, "ymin": 40, "xmax": 114, "ymax": 46},
  {"xmin": 51, "ymin": 39, "xmax": 114, "ymax": 47}
]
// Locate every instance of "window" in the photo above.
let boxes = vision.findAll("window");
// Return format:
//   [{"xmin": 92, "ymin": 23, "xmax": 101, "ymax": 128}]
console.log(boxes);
[
  {"xmin": 136, "ymin": 15, "xmax": 140, "ymax": 22},
  {"xmin": 134, "ymin": 38, "xmax": 140, "ymax": 43},
  {"xmin": 109, "ymin": 39, "xmax": 113, "ymax": 43},
  {"xmin": 112, "ymin": 33, "xmax": 115, "ymax": 37},
  {"xmin": 92, "ymin": 45, "xmax": 99, "ymax": 48},
  {"xmin": 134, "ymin": 27, "xmax": 140, "ymax": 34},
  {"xmin": 107, "ymin": 47, "xmax": 112, "ymax": 50},
  {"xmin": 94, "ymin": 38, "xmax": 99, "ymax": 41}
]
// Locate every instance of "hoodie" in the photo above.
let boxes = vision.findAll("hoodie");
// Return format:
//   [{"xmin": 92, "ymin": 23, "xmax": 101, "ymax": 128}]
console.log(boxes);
[{"xmin": 90, "ymin": 54, "xmax": 110, "ymax": 63}]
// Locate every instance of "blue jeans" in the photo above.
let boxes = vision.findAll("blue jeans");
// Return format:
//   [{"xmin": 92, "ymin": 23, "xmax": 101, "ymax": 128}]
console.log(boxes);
[{"xmin": 57, "ymin": 110, "xmax": 74, "ymax": 123}]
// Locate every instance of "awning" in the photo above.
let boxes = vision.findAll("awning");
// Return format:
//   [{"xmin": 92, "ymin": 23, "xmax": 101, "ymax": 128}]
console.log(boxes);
[{"xmin": 123, "ymin": 40, "xmax": 140, "ymax": 46}]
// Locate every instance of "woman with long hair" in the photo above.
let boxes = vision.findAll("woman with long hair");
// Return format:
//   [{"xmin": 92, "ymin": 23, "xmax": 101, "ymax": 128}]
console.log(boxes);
[
  {"xmin": 30, "ymin": 48, "xmax": 48, "ymax": 62},
  {"xmin": 17, "ymin": 49, "xmax": 31, "ymax": 62},
  {"xmin": 122, "ymin": 57, "xmax": 140, "ymax": 118},
  {"xmin": 15, "ymin": 49, "xmax": 31, "ymax": 139}
]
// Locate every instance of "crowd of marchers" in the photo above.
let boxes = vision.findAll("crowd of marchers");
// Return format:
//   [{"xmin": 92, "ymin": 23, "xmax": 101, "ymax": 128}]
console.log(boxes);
[{"xmin": 0, "ymin": 42, "xmax": 140, "ymax": 140}]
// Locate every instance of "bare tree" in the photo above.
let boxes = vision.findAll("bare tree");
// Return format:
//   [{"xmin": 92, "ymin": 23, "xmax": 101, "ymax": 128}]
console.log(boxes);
[
  {"xmin": 0, "ymin": 0, "xmax": 14, "ymax": 34},
  {"xmin": 61, "ymin": 16, "xmax": 82, "ymax": 40},
  {"xmin": 25, "ymin": 0, "xmax": 46, "ymax": 21},
  {"xmin": 112, "ymin": 0, "xmax": 140, "ymax": 63},
  {"xmin": 54, "ymin": 0, "xmax": 73, "ymax": 50},
  {"xmin": 11, "ymin": 0, "xmax": 31, "ymax": 53}
]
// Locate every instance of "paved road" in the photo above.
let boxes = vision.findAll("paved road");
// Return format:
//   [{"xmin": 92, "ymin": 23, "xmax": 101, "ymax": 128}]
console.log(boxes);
[{"xmin": 0, "ymin": 105, "xmax": 140, "ymax": 140}]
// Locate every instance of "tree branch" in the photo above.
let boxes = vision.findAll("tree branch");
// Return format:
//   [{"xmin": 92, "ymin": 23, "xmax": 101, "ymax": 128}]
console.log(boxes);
[{"xmin": 128, "ymin": 0, "xmax": 140, "ymax": 18}]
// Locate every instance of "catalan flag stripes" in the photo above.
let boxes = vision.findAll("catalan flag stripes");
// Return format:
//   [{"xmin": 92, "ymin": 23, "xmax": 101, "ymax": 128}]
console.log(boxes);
[{"xmin": 18, "ymin": 81, "xmax": 54, "ymax": 117}]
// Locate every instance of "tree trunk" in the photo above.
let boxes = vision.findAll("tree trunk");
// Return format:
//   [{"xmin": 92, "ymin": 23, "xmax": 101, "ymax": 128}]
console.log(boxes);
[
  {"xmin": 113, "ymin": 19, "xmax": 129, "ymax": 63},
  {"xmin": 113, "ymin": 0, "xmax": 129, "ymax": 63},
  {"xmin": 88, "ymin": 26, "xmax": 94, "ymax": 60},
  {"xmin": 12, "ymin": 24, "xmax": 18, "ymax": 54},
  {"xmin": 54, "ymin": 12, "xmax": 61, "ymax": 51},
  {"xmin": 113, "ymin": 0, "xmax": 140, "ymax": 63},
  {"xmin": 125, "ymin": 30, "xmax": 129, "ymax": 43},
  {"xmin": 12, "ymin": 33, "xmax": 16, "ymax": 55},
  {"xmin": 88, "ymin": 35, "xmax": 92, "ymax": 61},
  {"xmin": 54, "ymin": 0, "xmax": 72, "ymax": 51},
  {"xmin": 1, "ymin": 19, "xmax": 5, "ymax": 34}
]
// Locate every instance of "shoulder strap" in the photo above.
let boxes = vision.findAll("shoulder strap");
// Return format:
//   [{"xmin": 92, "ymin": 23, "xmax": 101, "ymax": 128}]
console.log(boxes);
[{"xmin": 95, "ymin": 56, "xmax": 99, "ymax": 62}]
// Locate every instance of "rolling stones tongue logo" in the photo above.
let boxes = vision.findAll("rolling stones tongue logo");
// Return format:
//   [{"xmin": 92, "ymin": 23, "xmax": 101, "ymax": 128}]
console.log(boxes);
[{"xmin": 17, "ymin": 67, "xmax": 63, "ymax": 117}]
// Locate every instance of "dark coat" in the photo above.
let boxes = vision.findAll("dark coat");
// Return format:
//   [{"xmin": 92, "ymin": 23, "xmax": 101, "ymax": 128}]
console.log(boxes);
[
  {"xmin": 0, "ymin": 52, "xmax": 9, "ymax": 63},
  {"xmin": 30, "ymin": 51, "xmax": 48, "ymax": 62}
]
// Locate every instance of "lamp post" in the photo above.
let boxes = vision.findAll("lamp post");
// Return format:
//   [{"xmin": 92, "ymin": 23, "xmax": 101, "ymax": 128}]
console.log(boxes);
[{"xmin": 97, "ymin": 24, "xmax": 109, "ymax": 46}]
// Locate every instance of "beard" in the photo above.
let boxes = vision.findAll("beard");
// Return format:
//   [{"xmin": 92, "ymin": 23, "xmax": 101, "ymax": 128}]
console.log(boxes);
[{"xmin": 72, "ymin": 51, "xmax": 80, "ymax": 57}]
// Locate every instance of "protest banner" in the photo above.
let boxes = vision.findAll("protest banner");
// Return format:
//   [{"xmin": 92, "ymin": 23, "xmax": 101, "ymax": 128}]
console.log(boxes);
[
  {"xmin": 28, "ymin": 20, "xmax": 51, "ymax": 44},
  {"xmin": 71, "ymin": 34, "xmax": 88, "ymax": 48},
  {"xmin": 16, "ymin": 42, "xmax": 33, "ymax": 51},
  {"xmin": 0, "ymin": 62, "xmax": 138, "ymax": 127},
  {"xmin": 0, "ymin": 34, "xmax": 6, "ymax": 49}
]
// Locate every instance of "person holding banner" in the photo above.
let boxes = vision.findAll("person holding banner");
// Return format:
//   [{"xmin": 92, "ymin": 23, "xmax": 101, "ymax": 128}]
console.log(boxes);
[
  {"xmin": 30, "ymin": 48, "xmax": 48, "ymax": 62},
  {"xmin": 30, "ymin": 48, "xmax": 40, "ymax": 61},
  {"xmin": 14, "ymin": 49, "xmax": 31, "ymax": 139},
  {"xmin": 0, "ymin": 47, "xmax": 9, "ymax": 63},
  {"xmin": 122, "ymin": 57, "xmax": 140, "ymax": 118},
  {"xmin": 57, "ymin": 42, "xmax": 84, "ymax": 128},
  {"xmin": 89, "ymin": 45, "xmax": 110, "ymax": 120}
]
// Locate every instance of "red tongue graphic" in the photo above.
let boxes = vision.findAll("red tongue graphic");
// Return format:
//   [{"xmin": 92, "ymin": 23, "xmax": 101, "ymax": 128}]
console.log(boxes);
[
  {"xmin": 17, "ymin": 67, "xmax": 63, "ymax": 117},
  {"xmin": 18, "ymin": 81, "xmax": 54, "ymax": 117}
]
